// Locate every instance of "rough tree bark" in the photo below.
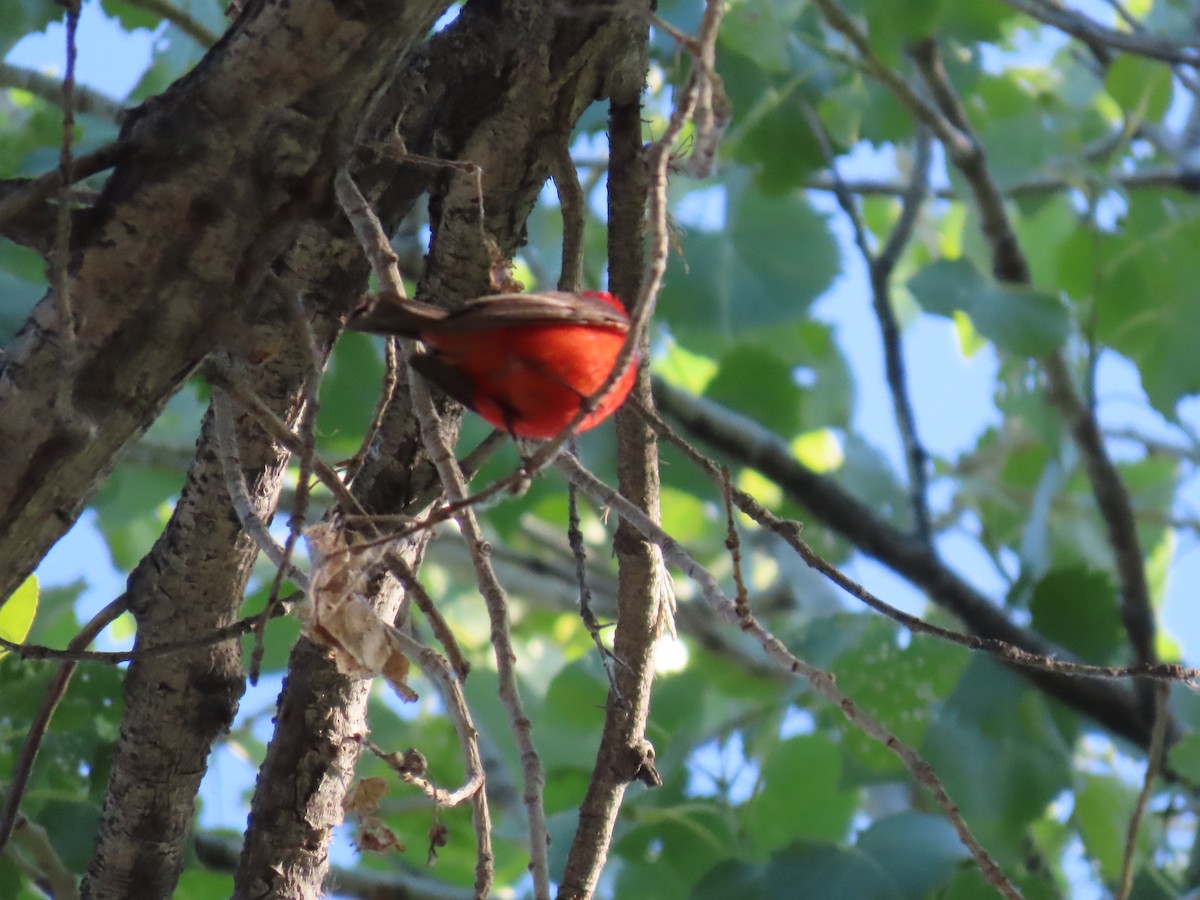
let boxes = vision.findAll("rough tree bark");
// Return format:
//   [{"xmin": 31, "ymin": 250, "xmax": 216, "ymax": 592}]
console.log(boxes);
[{"xmin": 0, "ymin": 0, "xmax": 448, "ymax": 603}]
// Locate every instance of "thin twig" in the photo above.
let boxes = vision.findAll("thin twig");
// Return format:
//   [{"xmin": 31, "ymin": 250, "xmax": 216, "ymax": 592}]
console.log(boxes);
[
  {"xmin": 566, "ymin": 446, "xmax": 621, "ymax": 688},
  {"xmin": 811, "ymin": 0, "xmax": 975, "ymax": 158},
  {"xmin": 345, "ymin": 336, "xmax": 401, "ymax": 483},
  {"xmin": 0, "ymin": 597, "xmax": 297, "ymax": 665},
  {"xmin": 7, "ymin": 815, "xmax": 79, "ymax": 900},
  {"xmin": 870, "ymin": 126, "xmax": 935, "ymax": 543},
  {"xmin": 382, "ymin": 548, "xmax": 471, "ymax": 681},
  {"xmin": 121, "ymin": 0, "xmax": 220, "ymax": 47},
  {"xmin": 548, "ymin": 140, "xmax": 585, "ymax": 292},
  {"xmin": 54, "ymin": 1, "xmax": 80, "ymax": 346},
  {"xmin": 204, "ymin": 359, "xmax": 366, "ymax": 518},
  {"xmin": 800, "ymin": 100, "xmax": 935, "ymax": 544},
  {"xmin": 360, "ymin": 621, "xmax": 489, "ymax": 812},
  {"xmin": 1044, "ymin": 354, "xmax": 1158, "ymax": 671},
  {"xmin": 249, "ymin": 287, "xmax": 326, "ymax": 682},
  {"xmin": 909, "ymin": 38, "xmax": 1029, "ymax": 284},
  {"xmin": 409, "ymin": 372, "xmax": 546, "ymax": 899},
  {"xmin": 906, "ymin": 38, "xmax": 1159, "ymax": 677},
  {"xmin": 1116, "ymin": 682, "xmax": 1170, "ymax": 900},
  {"xmin": 212, "ymin": 388, "xmax": 309, "ymax": 585},
  {"xmin": 804, "ymin": 165, "xmax": 1200, "ymax": 201},
  {"xmin": 250, "ymin": 397, "xmax": 314, "ymax": 683},
  {"xmin": 720, "ymin": 466, "xmax": 750, "ymax": 618}
]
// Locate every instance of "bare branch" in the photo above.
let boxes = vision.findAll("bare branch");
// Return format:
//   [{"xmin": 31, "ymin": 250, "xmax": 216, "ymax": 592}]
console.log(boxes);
[
  {"xmin": 54, "ymin": 2, "xmax": 80, "ymax": 348},
  {"xmin": 0, "ymin": 145, "xmax": 130, "ymax": 233},
  {"xmin": 805, "ymin": 165, "xmax": 1200, "ymax": 200},
  {"xmin": 119, "ymin": 0, "xmax": 220, "ymax": 47},
  {"xmin": 548, "ymin": 140, "xmax": 586, "ymax": 291},
  {"xmin": 997, "ymin": 0, "xmax": 1200, "ymax": 65},
  {"xmin": 212, "ymin": 388, "xmax": 308, "ymax": 584},
  {"xmin": 801, "ymin": 98, "xmax": 935, "ymax": 543},
  {"xmin": 1117, "ymin": 683, "xmax": 1170, "ymax": 900},
  {"xmin": 0, "ymin": 62, "xmax": 124, "ymax": 121},
  {"xmin": 910, "ymin": 38, "xmax": 1030, "ymax": 284}
]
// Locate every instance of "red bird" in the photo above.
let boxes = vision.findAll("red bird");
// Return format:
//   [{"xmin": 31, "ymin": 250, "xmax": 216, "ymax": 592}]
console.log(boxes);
[{"xmin": 346, "ymin": 290, "xmax": 638, "ymax": 439}]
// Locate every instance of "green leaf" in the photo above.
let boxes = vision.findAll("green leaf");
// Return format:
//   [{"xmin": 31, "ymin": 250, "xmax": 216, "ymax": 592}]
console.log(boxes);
[
  {"xmin": 720, "ymin": 0, "xmax": 806, "ymax": 74},
  {"xmin": 100, "ymin": 0, "xmax": 163, "ymax": 32},
  {"xmin": 920, "ymin": 658, "xmax": 1073, "ymax": 860},
  {"xmin": 829, "ymin": 618, "xmax": 968, "ymax": 777},
  {"xmin": 1028, "ymin": 567, "xmax": 1123, "ymax": 662},
  {"xmin": 614, "ymin": 804, "xmax": 738, "ymax": 898},
  {"xmin": 39, "ymin": 798, "xmax": 100, "ymax": 870},
  {"xmin": 0, "ymin": 0, "xmax": 62, "ymax": 56},
  {"xmin": 692, "ymin": 859, "xmax": 765, "ymax": 899},
  {"xmin": 938, "ymin": 1, "xmax": 1011, "ymax": 43},
  {"xmin": 535, "ymin": 660, "xmax": 608, "ymax": 773},
  {"xmin": 860, "ymin": 0, "xmax": 946, "ymax": 65},
  {"xmin": 659, "ymin": 170, "xmax": 838, "ymax": 349},
  {"xmin": 832, "ymin": 436, "xmax": 911, "ymax": 530},
  {"xmin": 704, "ymin": 344, "xmax": 804, "ymax": 435},
  {"xmin": 1167, "ymin": 734, "xmax": 1200, "ymax": 784},
  {"xmin": 1019, "ymin": 195, "xmax": 1087, "ymax": 295},
  {"xmin": 1105, "ymin": 55, "xmax": 1173, "ymax": 122},
  {"xmin": 1093, "ymin": 197, "xmax": 1200, "ymax": 412},
  {"xmin": 909, "ymin": 258, "xmax": 1069, "ymax": 357},
  {"xmin": 0, "ymin": 575, "xmax": 38, "ymax": 657},
  {"xmin": 175, "ymin": 868, "xmax": 235, "ymax": 900},
  {"xmin": 758, "ymin": 842, "xmax": 904, "ymax": 899},
  {"xmin": 743, "ymin": 735, "xmax": 857, "ymax": 857},
  {"xmin": 1073, "ymin": 774, "xmax": 1140, "ymax": 882},
  {"xmin": 92, "ymin": 462, "xmax": 181, "ymax": 571},
  {"xmin": 316, "ymin": 331, "xmax": 386, "ymax": 458},
  {"xmin": 734, "ymin": 89, "xmax": 825, "ymax": 194},
  {"xmin": 856, "ymin": 813, "xmax": 969, "ymax": 896}
]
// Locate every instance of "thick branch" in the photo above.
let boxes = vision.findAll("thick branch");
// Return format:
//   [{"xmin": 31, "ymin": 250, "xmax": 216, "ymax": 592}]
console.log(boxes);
[
  {"xmin": 82, "ymin": 292, "xmax": 338, "ymax": 898},
  {"xmin": 0, "ymin": 0, "xmax": 449, "ymax": 604}
]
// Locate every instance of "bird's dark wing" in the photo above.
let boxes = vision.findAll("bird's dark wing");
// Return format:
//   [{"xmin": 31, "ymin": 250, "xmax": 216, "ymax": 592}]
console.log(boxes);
[
  {"xmin": 428, "ymin": 291, "xmax": 630, "ymax": 333},
  {"xmin": 408, "ymin": 351, "xmax": 482, "ymax": 414}
]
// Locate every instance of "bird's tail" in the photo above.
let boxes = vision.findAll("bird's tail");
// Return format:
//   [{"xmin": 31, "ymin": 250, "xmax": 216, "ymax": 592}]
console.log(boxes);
[{"xmin": 344, "ymin": 293, "xmax": 449, "ymax": 336}]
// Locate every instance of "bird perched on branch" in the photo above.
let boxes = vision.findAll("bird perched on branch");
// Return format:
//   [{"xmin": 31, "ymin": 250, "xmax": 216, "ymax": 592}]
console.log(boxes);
[{"xmin": 346, "ymin": 290, "xmax": 638, "ymax": 439}]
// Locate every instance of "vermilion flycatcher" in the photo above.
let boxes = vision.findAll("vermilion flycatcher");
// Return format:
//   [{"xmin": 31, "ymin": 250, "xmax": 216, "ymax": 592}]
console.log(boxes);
[{"xmin": 347, "ymin": 290, "xmax": 638, "ymax": 439}]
